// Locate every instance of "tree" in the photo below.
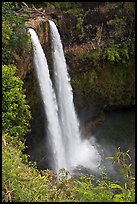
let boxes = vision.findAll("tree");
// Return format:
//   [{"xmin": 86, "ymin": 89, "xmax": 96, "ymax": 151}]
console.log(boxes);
[{"xmin": 2, "ymin": 2, "xmax": 29, "ymax": 64}]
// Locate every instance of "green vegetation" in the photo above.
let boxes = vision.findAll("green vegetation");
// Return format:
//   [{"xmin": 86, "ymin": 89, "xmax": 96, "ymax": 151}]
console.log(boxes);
[
  {"xmin": 103, "ymin": 39, "xmax": 135, "ymax": 64},
  {"xmin": 2, "ymin": 134, "xmax": 135, "ymax": 202},
  {"xmin": 2, "ymin": 2, "xmax": 31, "ymax": 144},
  {"xmin": 2, "ymin": 2, "xmax": 31, "ymax": 65},
  {"xmin": 71, "ymin": 59, "xmax": 135, "ymax": 110},
  {"xmin": 28, "ymin": 2, "xmax": 80, "ymax": 10},
  {"xmin": 48, "ymin": 2, "xmax": 80, "ymax": 10},
  {"xmin": 2, "ymin": 65, "xmax": 31, "ymax": 142}
]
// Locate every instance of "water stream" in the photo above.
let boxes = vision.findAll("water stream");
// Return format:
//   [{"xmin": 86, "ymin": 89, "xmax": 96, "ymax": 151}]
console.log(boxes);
[
  {"xmin": 29, "ymin": 28, "xmax": 66, "ymax": 172},
  {"xmin": 49, "ymin": 20, "xmax": 101, "ymax": 171}
]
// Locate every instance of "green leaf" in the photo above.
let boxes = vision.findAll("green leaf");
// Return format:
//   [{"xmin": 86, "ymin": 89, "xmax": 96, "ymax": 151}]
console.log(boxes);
[
  {"xmin": 109, "ymin": 183, "xmax": 123, "ymax": 190},
  {"xmin": 113, "ymin": 194, "xmax": 123, "ymax": 202}
]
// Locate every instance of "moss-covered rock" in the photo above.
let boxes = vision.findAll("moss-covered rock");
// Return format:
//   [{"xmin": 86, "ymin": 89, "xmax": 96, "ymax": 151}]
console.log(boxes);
[{"xmin": 71, "ymin": 58, "xmax": 135, "ymax": 116}]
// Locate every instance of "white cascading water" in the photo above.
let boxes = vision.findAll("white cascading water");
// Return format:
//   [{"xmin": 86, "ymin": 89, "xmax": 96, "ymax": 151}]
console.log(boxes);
[
  {"xmin": 28, "ymin": 28, "xmax": 67, "ymax": 172},
  {"xmin": 49, "ymin": 20, "xmax": 101, "ymax": 171}
]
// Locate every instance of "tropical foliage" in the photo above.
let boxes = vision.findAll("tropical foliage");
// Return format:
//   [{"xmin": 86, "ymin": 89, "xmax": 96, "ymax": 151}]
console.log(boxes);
[{"xmin": 2, "ymin": 135, "xmax": 135, "ymax": 202}]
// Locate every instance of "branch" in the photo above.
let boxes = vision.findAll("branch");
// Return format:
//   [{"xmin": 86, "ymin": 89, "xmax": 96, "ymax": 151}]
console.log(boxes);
[{"xmin": 22, "ymin": 2, "xmax": 29, "ymax": 8}]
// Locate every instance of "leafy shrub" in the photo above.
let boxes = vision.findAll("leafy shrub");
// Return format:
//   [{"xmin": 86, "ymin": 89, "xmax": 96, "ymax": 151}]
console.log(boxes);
[
  {"xmin": 2, "ymin": 133, "xmax": 135, "ymax": 202},
  {"xmin": 2, "ymin": 64, "xmax": 31, "ymax": 143},
  {"xmin": 103, "ymin": 44, "xmax": 121, "ymax": 63},
  {"xmin": 102, "ymin": 40, "xmax": 134, "ymax": 64},
  {"xmin": 2, "ymin": 133, "xmax": 50, "ymax": 202},
  {"xmin": 2, "ymin": 133, "xmax": 75, "ymax": 202}
]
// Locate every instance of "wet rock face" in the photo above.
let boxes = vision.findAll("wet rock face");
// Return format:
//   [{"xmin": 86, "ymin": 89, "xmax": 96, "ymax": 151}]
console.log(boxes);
[
  {"xmin": 14, "ymin": 19, "xmax": 48, "ymax": 82},
  {"xmin": 25, "ymin": 18, "xmax": 49, "ymax": 52},
  {"xmin": 15, "ymin": 51, "xmax": 32, "ymax": 79}
]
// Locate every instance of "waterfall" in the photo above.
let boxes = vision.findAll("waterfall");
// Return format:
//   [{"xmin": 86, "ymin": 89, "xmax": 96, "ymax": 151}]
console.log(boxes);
[
  {"xmin": 28, "ymin": 28, "xmax": 67, "ymax": 172},
  {"xmin": 28, "ymin": 21, "xmax": 101, "ymax": 173},
  {"xmin": 49, "ymin": 20, "xmax": 101, "ymax": 171}
]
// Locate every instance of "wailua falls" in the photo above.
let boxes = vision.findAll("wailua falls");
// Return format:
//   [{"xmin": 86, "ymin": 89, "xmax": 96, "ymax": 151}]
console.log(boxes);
[{"xmin": 29, "ymin": 20, "xmax": 101, "ymax": 173}]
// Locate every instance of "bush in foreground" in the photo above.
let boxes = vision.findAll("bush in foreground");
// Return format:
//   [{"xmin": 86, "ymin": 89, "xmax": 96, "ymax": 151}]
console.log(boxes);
[{"xmin": 2, "ymin": 134, "xmax": 135, "ymax": 202}]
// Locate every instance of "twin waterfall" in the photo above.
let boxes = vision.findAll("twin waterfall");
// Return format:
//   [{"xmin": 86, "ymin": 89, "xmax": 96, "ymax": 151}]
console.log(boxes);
[{"xmin": 29, "ymin": 20, "xmax": 101, "ymax": 173}]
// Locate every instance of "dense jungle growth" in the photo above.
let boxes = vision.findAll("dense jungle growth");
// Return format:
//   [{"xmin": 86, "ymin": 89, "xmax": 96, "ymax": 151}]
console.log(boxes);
[{"xmin": 2, "ymin": 2, "xmax": 135, "ymax": 202}]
